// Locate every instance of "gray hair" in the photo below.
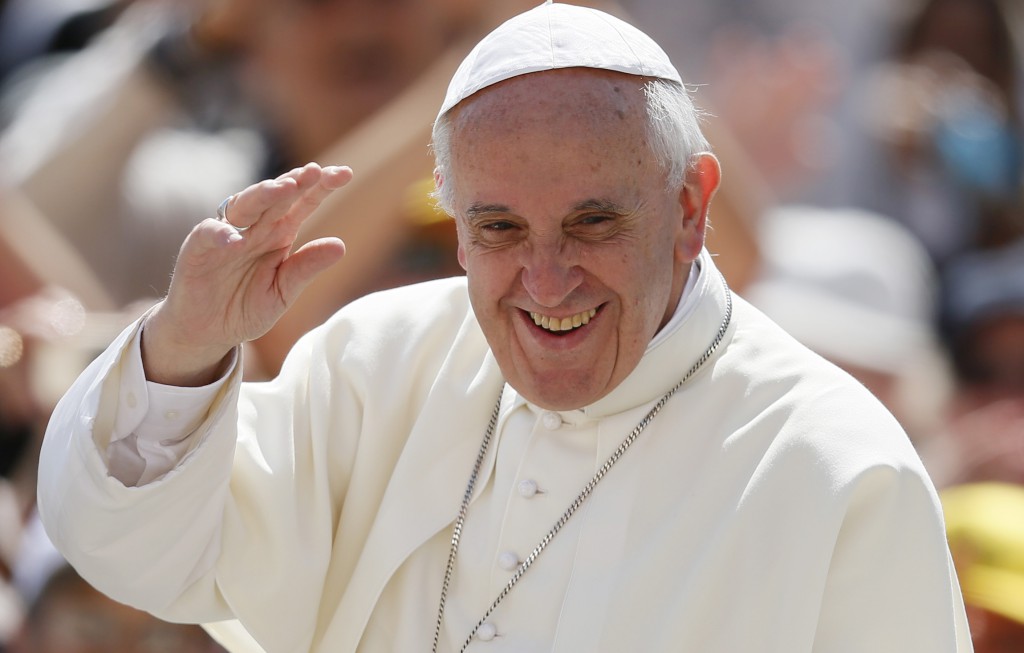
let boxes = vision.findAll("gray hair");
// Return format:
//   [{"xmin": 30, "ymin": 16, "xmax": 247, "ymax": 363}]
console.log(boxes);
[{"xmin": 430, "ymin": 78, "xmax": 710, "ymax": 215}]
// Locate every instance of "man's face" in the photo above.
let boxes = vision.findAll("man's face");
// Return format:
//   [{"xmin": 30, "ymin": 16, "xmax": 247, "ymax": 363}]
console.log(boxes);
[{"xmin": 445, "ymin": 69, "xmax": 715, "ymax": 410}]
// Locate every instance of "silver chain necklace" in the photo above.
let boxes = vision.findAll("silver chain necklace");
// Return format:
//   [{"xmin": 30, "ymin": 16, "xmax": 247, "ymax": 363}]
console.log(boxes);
[{"xmin": 432, "ymin": 281, "xmax": 733, "ymax": 652}]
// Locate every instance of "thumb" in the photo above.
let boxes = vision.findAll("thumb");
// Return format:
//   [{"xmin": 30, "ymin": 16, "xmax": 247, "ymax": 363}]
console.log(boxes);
[{"xmin": 277, "ymin": 237, "xmax": 347, "ymax": 305}]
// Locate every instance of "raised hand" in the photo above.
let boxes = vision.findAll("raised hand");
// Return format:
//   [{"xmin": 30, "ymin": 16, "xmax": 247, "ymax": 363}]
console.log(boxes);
[{"xmin": 142, "ymin": 163, "xmax": 353, "ymax": 386}]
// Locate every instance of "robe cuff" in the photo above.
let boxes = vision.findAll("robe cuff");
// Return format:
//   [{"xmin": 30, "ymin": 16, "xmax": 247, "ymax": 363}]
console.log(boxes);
[{"xmin": 107, "ymin": 321, "xmax": 237, "ymax": 485}]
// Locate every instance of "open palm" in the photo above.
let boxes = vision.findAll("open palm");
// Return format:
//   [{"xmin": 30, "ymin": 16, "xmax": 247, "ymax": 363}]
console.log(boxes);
[{"xmin": 143, "ymin": 163, "xmax": 353, "ymax": 385}]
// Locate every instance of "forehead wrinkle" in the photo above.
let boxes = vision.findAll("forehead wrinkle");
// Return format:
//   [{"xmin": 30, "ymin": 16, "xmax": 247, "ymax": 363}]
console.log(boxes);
[{"xmin": 450, "ymin": 69, "xmax": 646, "ymax": 144}]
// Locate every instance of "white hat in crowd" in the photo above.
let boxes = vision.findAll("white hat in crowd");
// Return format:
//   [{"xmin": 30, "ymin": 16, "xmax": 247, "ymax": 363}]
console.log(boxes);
[{"xmin": 745, "ymin": 205, "xmax": 938, "ymax": 374}]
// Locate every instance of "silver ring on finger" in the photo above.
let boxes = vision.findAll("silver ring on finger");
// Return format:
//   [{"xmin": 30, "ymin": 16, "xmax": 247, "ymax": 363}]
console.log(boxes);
[{"xmin": 216, "ymin": 195, "xmax": 249, "ymax": 232}]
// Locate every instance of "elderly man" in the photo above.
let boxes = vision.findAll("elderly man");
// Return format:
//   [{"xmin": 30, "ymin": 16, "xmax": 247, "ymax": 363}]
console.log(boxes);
[{"xmin": 37, "ymin": 2, "xmax": 970, "ymax": 652}]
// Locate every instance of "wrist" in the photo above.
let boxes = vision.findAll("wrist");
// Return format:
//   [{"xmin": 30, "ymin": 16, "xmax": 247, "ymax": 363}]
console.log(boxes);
[{"xmin": 140, "ymin": 305, "xmax": 234, "ymax": 387}]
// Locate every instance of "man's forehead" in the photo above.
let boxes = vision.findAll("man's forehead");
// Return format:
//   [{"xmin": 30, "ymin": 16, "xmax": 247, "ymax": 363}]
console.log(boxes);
[
  {"xmin": 450, "ymin": 68, "xmax": 647, "ymax": 129},
  {"xmin": 447, "ymin": 75, "xmax": 659, "ymax": 221}
]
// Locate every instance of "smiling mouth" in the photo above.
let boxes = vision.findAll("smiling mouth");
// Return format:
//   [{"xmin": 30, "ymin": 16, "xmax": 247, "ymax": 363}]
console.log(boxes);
[{"xmin": 528, "ymin": 308, "xmax": 598, "ymax": 333}]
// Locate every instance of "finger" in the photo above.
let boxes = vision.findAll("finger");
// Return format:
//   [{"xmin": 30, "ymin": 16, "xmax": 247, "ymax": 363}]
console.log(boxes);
[
  {"xmin": 264, "ymin": 162, "xmax": 332, "ymax": 224},
  {"xmin": 277, "ymin": 164, "xmax": 354, "ymax": 229},
  {"xmin": 220, "ymin": 176, "xmax": 303, "ymax": 231},
  {"xmin": 275, "ymin": 163, "xmax": 317, "ymax": 183},
  {"xmin": 275, "ymin": 237, "xmax": 347, "ymax": 305},
  {"xmin": 215, "ymin": 163, "xmax": 353, "ymax": 234},
  {"xmin": 179, "ymin": 217, "xmax": 246, "ymax": 259},
  {"xmin": 270, "ymin": 163, "xmax": 354, "ymax": 223},
  {"xmin": 243, "ymin": 162, "xmax": 340, "ymax": 230},
  {"xmin": 322, "ymin": 164, "xmax": 354, "ymax": 188}
]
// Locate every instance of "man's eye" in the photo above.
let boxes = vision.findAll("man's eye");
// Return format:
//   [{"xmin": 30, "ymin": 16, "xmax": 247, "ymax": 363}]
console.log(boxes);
[
  {"xmin": 575, "ymin": 214, "xmax": 620, "ymax": 232},
  {"xmin": 482, "ymin": 221, "xmax": 516, "ymax": 231},
  {"xmin": 472, "ymin": 219, "xmax": 523, "ymax": 247}
]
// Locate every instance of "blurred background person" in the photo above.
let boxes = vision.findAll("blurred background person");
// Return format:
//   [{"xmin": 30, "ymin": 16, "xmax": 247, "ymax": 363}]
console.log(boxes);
[
  {"xmin": 628, "ymin": 0, "xmax": 1024, "ymax": 245},
  {"xmin": 858, "ymin": 0, "xmax": 1024, "ymax": 266},
  {"xmin": 743, "ymin": 205, "xmax": 951, "ymax": 444},
  {"xmin": 625, "ymin": 0, "xmax": 887, "ymax": 206},
  {"xmin": 942, "ymin": 482, "xmax": 1024, "ymax": 653},
  {"xmin": 940, "ymin": 238, "xmax": 1024, "ymax": 414},
  {"xmin": 6, "ymin": 563, "xmax": 225, "ymax": 653},
  {"xmin": 0, "ymin": 0, "xmax": 128, "ymax": 95},
  {"xmin": 921, "ymin": 238, "xmax": 1024, "ymax": 487}
]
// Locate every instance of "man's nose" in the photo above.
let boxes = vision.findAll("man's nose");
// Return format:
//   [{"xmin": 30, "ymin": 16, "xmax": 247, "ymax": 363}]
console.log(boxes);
[{"xmin": 520, "ymin": 243, "xmax": 584, "ymax": 308}]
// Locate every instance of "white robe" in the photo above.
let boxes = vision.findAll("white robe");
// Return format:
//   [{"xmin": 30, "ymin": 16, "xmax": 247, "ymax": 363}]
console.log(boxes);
[{"xmin": 37, "ymin": 252, "xmax": 972, "ymax": 652}]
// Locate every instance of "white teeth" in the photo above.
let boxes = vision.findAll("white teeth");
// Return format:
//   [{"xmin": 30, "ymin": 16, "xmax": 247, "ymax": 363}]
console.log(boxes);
[{"xmin": 529, "ymin": 308, "xmax": 597, "ymax": 332}]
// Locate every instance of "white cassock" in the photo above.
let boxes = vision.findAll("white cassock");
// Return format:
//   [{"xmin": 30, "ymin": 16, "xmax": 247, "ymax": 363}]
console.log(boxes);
[{"xmin": 37, "ymin": 250, "xmax": 973, "ymax": 652}]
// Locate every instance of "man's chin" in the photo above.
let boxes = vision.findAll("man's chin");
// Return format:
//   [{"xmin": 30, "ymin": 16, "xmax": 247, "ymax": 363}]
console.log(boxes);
[{"xmin": 510, "ymin": 372, "xmax": 610, "ymax": 412}]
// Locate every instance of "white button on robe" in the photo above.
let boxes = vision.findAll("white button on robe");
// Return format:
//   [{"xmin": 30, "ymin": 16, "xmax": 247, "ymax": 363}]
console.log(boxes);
[
  {"xmin": 540, "ymin": 411, "xmax": 562, "ymax": 430},
  {"xmin": 497, "ymin": 551, "xmax": 520, "ymax": 571},
  {"xmin": 477, "ymin": 622, "xmax": 498, "ymax": 641},
  {"xmin": 517, "ymin": 479, "xmax": 539, "ymax": 498}
]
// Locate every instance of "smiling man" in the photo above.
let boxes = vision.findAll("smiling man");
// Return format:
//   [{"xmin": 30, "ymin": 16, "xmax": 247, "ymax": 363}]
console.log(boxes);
[{"xmin": 38, "ymin": 2, "xmax": 971, "ymax": 652}]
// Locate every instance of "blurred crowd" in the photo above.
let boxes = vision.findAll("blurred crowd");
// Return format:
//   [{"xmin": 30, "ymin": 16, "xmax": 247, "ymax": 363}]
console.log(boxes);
[{"xmin": 0, "ymin": 0, "xmax": 1021, "ymax": 651}]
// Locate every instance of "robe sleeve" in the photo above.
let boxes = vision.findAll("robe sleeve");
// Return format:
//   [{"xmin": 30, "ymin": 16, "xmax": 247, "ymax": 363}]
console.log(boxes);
[
  {"xmin": 37, "ymin": 314, "xmax": 243, "ymax": 617},
  {"xmin": 812, "ymin": 463, "xmax": 974, "ymax": 652},
  {"xmin": 37, "ymin": 310, "xmax": 355, "ymax": 652}
]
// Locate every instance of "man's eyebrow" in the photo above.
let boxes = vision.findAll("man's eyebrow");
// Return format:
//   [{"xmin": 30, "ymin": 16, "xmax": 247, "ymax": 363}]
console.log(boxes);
[
  {"xmin": 465, "ymin": 203, "xmax": 512, "ymax": 220},
  {"xmin": 573, "ymin": 198, "xmax": 629, "ymax": 213},
  {"xmin": 465, "ymin": 199, "xmax": 629, "ymax": 220}
]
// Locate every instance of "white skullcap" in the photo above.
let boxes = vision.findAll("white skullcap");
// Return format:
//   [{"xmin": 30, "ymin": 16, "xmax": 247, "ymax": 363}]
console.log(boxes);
[{"xmin": 438, "ymin": 0, "xmax": 682, "ymax": 119}]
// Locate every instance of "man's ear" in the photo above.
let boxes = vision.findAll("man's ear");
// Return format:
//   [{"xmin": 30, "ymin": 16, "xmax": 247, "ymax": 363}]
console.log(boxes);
[
  {"xmin": 433, "ymin": 167, "xmax": 447, "ymax": 216},
  {"xmin": 676, "ymin": 153, "xmax": 722, "ymax": 262},
  {"xmin": 434, "ymin": 166, "xmax": 469, "ymax": 270}
]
